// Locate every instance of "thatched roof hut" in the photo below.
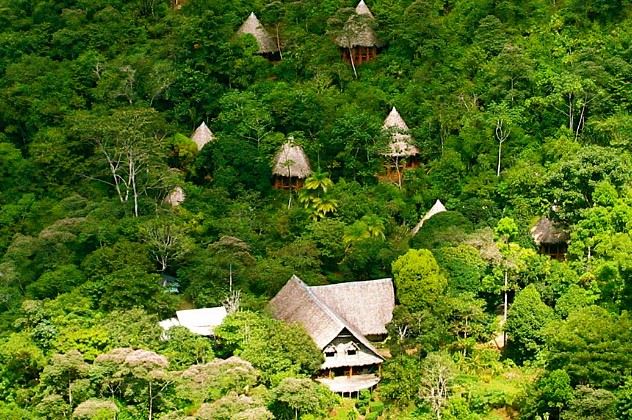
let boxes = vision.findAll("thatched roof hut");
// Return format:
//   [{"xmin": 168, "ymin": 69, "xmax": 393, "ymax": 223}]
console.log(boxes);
[
  {"xmin": 272, "ymin": 140, "xmax": 312, "ymax": 179},
  {"xmin": 530, "ymin": 217, "xmax": 569, "ymax": 245},
  {"xmin": 335, "ymin": 1, "xmax": 382, "ymax": 48},
  {"xmin": 191, "ymin": 122, "xmax": 214, "ymax": 151},
  {"xmin": 382, "ymin": 107, "xmax": 419, "ymax": 158},
  {"xmin": 164, "ymin": 186, "xmax": 185, "ymax": 207},
  {"xmin": 411, "ymin": 199, "xmax": 446, "ymax": 235},
  {"xmin": 237, "ymin": 12, "xmax": 279, "ymax": 54}
]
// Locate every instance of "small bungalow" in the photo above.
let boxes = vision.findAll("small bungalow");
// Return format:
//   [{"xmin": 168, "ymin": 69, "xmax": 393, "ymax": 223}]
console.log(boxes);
[
  {"xmin": 335, "ymin": 1, "xmax": 383, "ymax": 65},
  {"xmin": 411, "ymin": 199, "xmax": 446, "ymax": 235},
  {"xmin": 272, "ymin": 139, "xmax": 312, "ymax": 190},
  {"xmin": 159, "ymin": 307, "xmax": 228, "ymax": 338},
  {"xmin": 269, "ymin": 275, "xmax": 395, "ymax": 396},
  {"xmin": 380, "ymin": 107, "xmax": 420, "ymax": 184},
  {"xmin": 191, "ymin": 121, "xmax": 214, "ymax": 151},
  {"xmin": 531, "ymin": 217, "xmax": 569, "ymax": 260},
  {"xmin": 236, "ymin": 13, "xmax": 280, "ymax": 60}
]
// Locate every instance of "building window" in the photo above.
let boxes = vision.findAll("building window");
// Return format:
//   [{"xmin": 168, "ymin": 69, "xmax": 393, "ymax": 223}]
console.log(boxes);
[
  {"xmin": 324, "ymin": 345, "xmax": 336, "ymax": 358},
  {"xmin": 346, "ymin": 342, "xmax": 359, "ymax": 356}
]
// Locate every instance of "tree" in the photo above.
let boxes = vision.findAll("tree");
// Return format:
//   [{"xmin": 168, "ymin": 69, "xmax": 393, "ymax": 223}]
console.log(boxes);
[
  {"xmin": 69, "ymin": 108, "xmax": 169, "ymax": 217},
  {"xmin": 39, "ymin": 350, "xmax": 89, "ymax": 410},
  {"xmin": 92, "ymin": 348, "xmax": 173, "ymax": 420},
  {"xmin": 208, "ymin": 236, "xmax": 255, "ymax": 292},
  {"xmin": 139, "ymin": 218, "xmax": 193, "ymax": 273},
  {"xmin": 391, "ymin": 249, "xmax": 448, "ymax": 312},
  {"xmin": 418, "ymin": 352, "xmax": 456, "ymax": 420},
  {"xmin": 563, "ymin": 386, "xmax": 617, "ymax": 420},
  {"xmin": 488, "ymin": 101, "xmax": 524, "ymax": 176},
  {"xmin": 298, "ymin": 171, "xmax": 338, "ymax": 220},
  {"xmin": 544, "ymin": 306, "xmax": 632, "ymax": 389},
  {"xmin": 214, "ymin": 311, "xmax": 322, "ymax": 382},
  {"xmin": 272, "ymin": 378, "xmax": 337, "ymax": 419},
  {"xmin": 506, "ymin": 284, "xmax": 555, "ymax": 363}
]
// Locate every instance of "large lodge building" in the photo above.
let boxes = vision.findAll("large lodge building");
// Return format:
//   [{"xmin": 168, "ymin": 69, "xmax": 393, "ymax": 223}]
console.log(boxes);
[{"xmin": 269, "ymin": 276, "xmax": 395, "ymax": 396}]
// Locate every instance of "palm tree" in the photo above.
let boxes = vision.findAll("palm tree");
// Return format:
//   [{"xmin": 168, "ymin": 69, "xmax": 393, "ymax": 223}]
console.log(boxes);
[{"xmin": 304, "ymin": 171, "xmax": 334, "ymax": 193}]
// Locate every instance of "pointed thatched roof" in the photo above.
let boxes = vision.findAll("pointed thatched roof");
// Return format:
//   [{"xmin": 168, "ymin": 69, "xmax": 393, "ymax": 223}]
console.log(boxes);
[
  {"xmin": 272, "ymin": 140, "xmax": 312, "ymax": 179},
  {"xmin": 237, "ymin": 12, "xmax": 279, "ymax": 54},
  {"xmin": 531, "ymin": 217, "xmax": 570, "ymax": 245},
  {"xmin": 191, "ymin": 122, "xmax": 214, "ymax": 151},
  {"xmin": 412, "ymin": 199, "xmax": 447, "ymax": 235},
  {"xmin": 164, "ymin": 186, "xmax": 185, "ymax": 207},
  {"xmin": 355, "ymin": 0, "xmax": 374, "ymax": 17},
  {"xmin": 335, "ymin": 1, "xmax": 382, "ymax": 48},
  {"xmin": 382, "ymin": 107, "xmax": 419, "ymax": 157},
  {"xmin": 269, "ymin": 276, "xmax": 391, "ymax": 361}
]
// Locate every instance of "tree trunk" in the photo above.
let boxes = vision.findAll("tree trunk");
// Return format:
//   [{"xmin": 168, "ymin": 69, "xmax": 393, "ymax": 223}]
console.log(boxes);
[
  {"xmin": 497, "ymin": 139, "xmax": 503, "ymax": 177},
  {"xmin": 229, "ymin": 263, "xmax": 233, "ymax": 292},
  {"xmin": 395, "ymin": 157, "xmax": 402, "ymax": 189},
  {"xmin": 348, "ymin": 47, "xmax": 358, "ymax": 79},
  {"xmin": 148, "ymin": 382, "xmax": 153, "ymax": 420},
  {"xmin": 503, "ymin": 270, "xmax": 508, "ymax": 322},
  {"xmin": 276, "ymin": 25, "xmax": 283, "ymax": 60},
  {"xmin": 503, "ymin": 270, "xmax": 508, "ymax": 346}
]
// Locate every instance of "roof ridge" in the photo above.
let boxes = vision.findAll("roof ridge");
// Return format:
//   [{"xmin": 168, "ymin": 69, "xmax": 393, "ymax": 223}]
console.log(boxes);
[
  {"xmin": 310, "ymin": 278, "xmax": 393, "ymax": 289},
  {"xmin": 294, "ymin": 276, "xmax": 382, "ymax": 359},
  {"xmin": 292, "ymin": 276, "xmax": 347, "ymax": 332}
]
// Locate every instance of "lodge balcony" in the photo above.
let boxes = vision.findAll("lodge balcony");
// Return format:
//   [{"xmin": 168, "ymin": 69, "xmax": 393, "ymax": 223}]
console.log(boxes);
[{"xmin": 316, "ymin": 373, "xmax": 380, "ymax": 397}]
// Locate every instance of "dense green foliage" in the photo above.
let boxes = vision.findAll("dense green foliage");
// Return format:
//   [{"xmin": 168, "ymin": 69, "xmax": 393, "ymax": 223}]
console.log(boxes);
[{"xmin": 1, "ymin": 0, "xmax": 632, "ymax": 418}]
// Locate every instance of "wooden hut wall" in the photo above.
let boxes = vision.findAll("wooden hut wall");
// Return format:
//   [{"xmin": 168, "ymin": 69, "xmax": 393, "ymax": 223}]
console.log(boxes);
[
  {"xmin": 341, "ymin": 46, "xmax": 379, "ymax": 65},
  {"xmin": 273, "ymin": 175, "xmax": 305, "ymax": 190}
]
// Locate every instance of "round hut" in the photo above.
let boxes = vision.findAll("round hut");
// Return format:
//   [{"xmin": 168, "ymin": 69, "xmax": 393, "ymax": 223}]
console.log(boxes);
[
  {"xmin": 272, "ymin": 139, "xmax": 312, "ymax": 190},
  {"xmin": 191, "ymin": 122, "xmax": 214, "ymax": 151},
  {"xmin": 380, "ymin": 107, "xmax": 420, "ymax": 184},
  {"xmin": 530, "ymin": 217, "xmax": 569, "ymax": 260},
  {"xmin": 236, "ymin": 12, "xmax": 280, "ymax": 60},
  {"xmin": 335, "ymin": 0, "xmax": 383, "ymax": 65}
]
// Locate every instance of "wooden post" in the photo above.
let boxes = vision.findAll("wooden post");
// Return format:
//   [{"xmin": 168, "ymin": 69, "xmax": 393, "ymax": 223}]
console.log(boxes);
[{"xmin": 349, "ymin": 366, "xmax": 353, "ymax": 377}]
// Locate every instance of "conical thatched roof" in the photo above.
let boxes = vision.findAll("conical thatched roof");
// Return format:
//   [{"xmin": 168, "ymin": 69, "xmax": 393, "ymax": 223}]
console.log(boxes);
[
  {"xmin": 382, "ymin": 107, "xmax": 419, "ymax": 157},
  {"xmin": 164, "ymin": 186, "xmax": 185, "ymax": 207},
  {"xmin": 335, "ymin": 1, "xmax": 382, "ymax": 48},
  {"xmin": 530, "ymin": 217, "xmax": 570, "ymax": 245},
  {"xmin": 355, "ymin": 0, "xmax": 374, "ymax": 17},
  {"xmin": 272, "ymin": 140, "xmax": 312, "ymax": 179},
  {"xmin": 412, "ymin": 200, "xmax": 446, "ymax": 235},
  {"xmin": 191, "ymin": 122, "xmax": 214, "ymax": 151},
  {"xmin": 237, "ymin": 12, "xmax": 279, "ymax": 54}
]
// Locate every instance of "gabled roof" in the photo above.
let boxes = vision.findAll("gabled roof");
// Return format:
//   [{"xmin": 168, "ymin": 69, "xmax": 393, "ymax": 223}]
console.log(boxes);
[
  {"xmin": 269, "ymin": 276, "xmax": 393, "ymax": 363},
  {"xmin": 310, "ymin": 278, "xmax": 394, "ymax": 336},
  {"xmin": 382, "ymin": 107, "xmax": 419, "ymax": 157},
  {"xmin": 160, "ymin": 307, "xmax": 228, "ymax": 337},
  {"xmin": 191, "ymin": 122, "xmax": 214, "ymax": 151},
  {"xmin": 272, "ymin": 140, "xmax": 312, "ymax": 178},
  {"xmin": 412, "ymin": 199, "xmax": 446, "ymax": 235},
  {"xmin": 237, "ymin": 12, "xmax": 279, "ymax": 54},
  {"xmin": 531, "ymin": 217, "xmax": 570, "ymax": 245}
]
